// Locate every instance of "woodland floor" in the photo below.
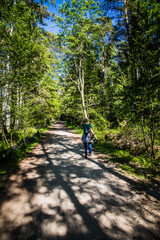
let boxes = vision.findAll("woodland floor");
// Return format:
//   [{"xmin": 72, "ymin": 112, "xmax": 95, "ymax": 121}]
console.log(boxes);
[{"xmin": 0, "ymin": 121, "xmax": 160, "ymax": 240}]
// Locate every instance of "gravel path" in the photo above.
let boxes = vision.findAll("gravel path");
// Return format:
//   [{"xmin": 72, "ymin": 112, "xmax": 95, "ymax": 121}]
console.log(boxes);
[{"xmin": 0, "ymin": 121, "xmax": 160, "ymax": 240}]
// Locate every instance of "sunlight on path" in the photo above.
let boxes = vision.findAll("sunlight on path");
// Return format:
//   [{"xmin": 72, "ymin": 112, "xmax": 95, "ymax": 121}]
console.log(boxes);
[{"xmin": 0, "ymin": 121, "xmax": 160, "ymax": 240}]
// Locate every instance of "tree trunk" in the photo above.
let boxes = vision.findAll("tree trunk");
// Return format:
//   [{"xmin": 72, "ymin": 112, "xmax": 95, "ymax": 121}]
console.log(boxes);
[
  {"xmin": 101, "ymin": 37, "xmax": 105, "ymax": 114},
  {"xmin": 80, "ymin": 59, "xmax": 87, "ymax": 118},
  {"xmin": 124, "ymin": 0, "xmax": 130, "ymax": 43},
  {"xmin": 81, "ymin": 79, "xmax": 87, "ymax": 118},
  {"xmin": 102, "ymin": 37, "xmax": 105, "ymax": 89},
  {"xmin": 1, "ymin": 4, "xmax": 15, "ymax": 132},
  {"xmin": 14, "ymin": 87, "xmax": 23, "ymax": 130},
  {"xmin": 81, "ymin": 91, "xmax": 87, "ymax": 118},
  {"xmin": 73, "ymin": 56, "xmax": 88, "ymax": 118},
  {"xmin": 136, "ymin": 67, "xmax": 139, "ymax": 81},
  {"xmin": 1, "ymin": 83, "xmax": 10, "ymax": 132}
]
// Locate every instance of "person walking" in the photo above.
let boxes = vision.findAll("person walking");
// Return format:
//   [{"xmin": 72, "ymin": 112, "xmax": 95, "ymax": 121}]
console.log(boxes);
[{"xmin": 81, "ymin": 117, "xmax": 97, "ymax": 159}]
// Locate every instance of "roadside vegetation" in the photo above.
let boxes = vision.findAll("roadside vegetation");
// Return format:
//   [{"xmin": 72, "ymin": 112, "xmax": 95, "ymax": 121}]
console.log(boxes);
[
  {"xmin": 66, "ymin": 121, "xmax": 160, "ymax": 183},
  {"xmin": 0, "ymin": 0, "xmax": 160, "ymax": 187},
  {"xmin": 0, "ymin": 123, "xmax": 55, "ymax": 188}
]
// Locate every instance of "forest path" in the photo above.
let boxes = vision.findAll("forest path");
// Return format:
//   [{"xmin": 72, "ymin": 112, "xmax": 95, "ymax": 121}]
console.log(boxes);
[{"xmin": 0, "ymin": 121, "xmax": 160, "ymax": 240}]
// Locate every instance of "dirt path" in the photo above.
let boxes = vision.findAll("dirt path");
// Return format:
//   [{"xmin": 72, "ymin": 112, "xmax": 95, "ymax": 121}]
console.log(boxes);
[{"xmin": 0, "ymin": 121, "xmax": 160, "ymax": 240}]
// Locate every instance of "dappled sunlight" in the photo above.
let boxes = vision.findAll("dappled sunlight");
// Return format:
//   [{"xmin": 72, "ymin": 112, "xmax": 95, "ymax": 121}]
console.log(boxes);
[
  {"xmin": 1, "ymin": 188, "xmax": 30, "ymax": 224},
  {"xmin": 26, "ymin": 170, "xmax": 41, "ymax": 179},
  {"xmin": 0, "ymin": 122, "xmax": 160, "ymax": 240},
  {"xmin": 41, "ymin": 220, "xmax": 67, "ymax": 237},
  {"xmin": 52, "ymin": 130, "xmax": 76, "ymax": 137}
]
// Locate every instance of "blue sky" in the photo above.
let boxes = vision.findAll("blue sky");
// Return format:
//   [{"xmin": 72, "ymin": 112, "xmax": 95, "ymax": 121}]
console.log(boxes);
[
  {"xmin": 41, "ymin": 0, "xmax": 116, "ymax": 34},
  {"xmin": 42, "ymin": 0, "xmax": 63, "ymax": 34}
]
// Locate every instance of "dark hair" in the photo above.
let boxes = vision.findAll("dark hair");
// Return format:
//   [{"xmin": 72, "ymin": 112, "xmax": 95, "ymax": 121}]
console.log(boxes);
[{"xmin": 83, "ymin": 118, "xmax": 88, "ymax": 123}]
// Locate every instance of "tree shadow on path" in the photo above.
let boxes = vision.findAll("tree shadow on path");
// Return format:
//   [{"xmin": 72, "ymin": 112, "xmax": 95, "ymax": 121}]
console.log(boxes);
[{"xmin": 0, "ymin": 121, "xmax": 160, "ymax": 240}]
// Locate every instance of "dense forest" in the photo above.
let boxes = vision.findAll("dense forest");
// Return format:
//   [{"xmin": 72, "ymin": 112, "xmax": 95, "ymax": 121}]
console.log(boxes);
[{"xmin": 0, "ymin": 0, "xmax": 160, "ymax": 178}]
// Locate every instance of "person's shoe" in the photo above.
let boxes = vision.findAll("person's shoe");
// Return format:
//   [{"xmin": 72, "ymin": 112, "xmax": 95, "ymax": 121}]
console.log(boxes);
[{"xmin": 85, "ymin": 153, "xmax": 87, "ymax": 159}]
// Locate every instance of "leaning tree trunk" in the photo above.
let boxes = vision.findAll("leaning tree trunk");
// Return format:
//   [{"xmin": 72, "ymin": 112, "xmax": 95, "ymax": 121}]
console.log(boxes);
[
  {"xmin": 80, "ymin": 66, "xmax": 87, "ymax": 118},
  {"xmin": 79, "ymin": 57, "xmax": 88, "ymax": 118},
  {"xmin": 74, "ymin": 56, "xmax": 88, "ymax": 119}
]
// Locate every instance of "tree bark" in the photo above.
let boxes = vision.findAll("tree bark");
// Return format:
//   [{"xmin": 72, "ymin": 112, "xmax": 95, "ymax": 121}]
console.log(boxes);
[
  {"xmin": 74, "ymin": 56, "xmax": 88, "ymax": 118},
  {"xmin": 101, "ymin": 36, "xmax": 105, "ymax": 113},
  {"xmin": 80, "ymin": 66, "xmax": 87, "ymax": 118},
  {"xmin": 14, "ymin": 87, "xmax": 23, "ymax": 130},
  {"xmin": 124, "ymin": 0, "xmax": 130, "ymax": 43},
  {"xmin": 1, "ymin": 1, "xmax": 15, "ymax": 132},
  {"xmin": 1, "ymin": 83, "xmax": 11, "ymax": 131},
  {"xmin": 102, "ymin": 35, "xmax": 105, "ymax": 88}
]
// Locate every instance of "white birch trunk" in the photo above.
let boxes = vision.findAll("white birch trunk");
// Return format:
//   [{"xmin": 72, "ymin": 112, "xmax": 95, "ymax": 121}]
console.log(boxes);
[
  {"xmin": 1, "ymin": 1, "xmax": 15, "ymax": 130},
  {"xmin": 2, "ymin": 56, "xmax": 11, "ymax": 130},
  {"xmin": 73, "ymin": 56, "xmax": 88, "ymax": 118},
  {"xmin": 81, "ymin": 66, "xmax": 87, "ymax": 118},
  {"xmin": 14, "ymin": 88, "xmax": 23, "ymax": 129},
  {"xmin": 2, "ymin": 83, "xmax": 10, "ymax": 130},
  {"xmin": 79, "ymin": 57, "xmax": 87, "ymax": 118}
]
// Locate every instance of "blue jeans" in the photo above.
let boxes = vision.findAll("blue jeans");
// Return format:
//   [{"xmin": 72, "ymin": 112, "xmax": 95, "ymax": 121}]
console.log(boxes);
[{"xmin": 83, "ymin": 143, "xmax": 92, "ymax": 155}]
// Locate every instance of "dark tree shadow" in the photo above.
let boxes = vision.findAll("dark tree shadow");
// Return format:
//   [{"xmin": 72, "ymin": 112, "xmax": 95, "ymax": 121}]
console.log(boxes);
[{"xmin": 0, "ymin": 122, "xmax": 160, "ymax": 240}]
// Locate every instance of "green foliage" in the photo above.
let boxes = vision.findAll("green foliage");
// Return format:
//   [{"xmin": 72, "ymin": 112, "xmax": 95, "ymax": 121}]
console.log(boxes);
[
  {"xmin": 60, "ymin": 84, "xmax": 83, "ymax": 124},
  {"xmin": 0, "ymin": 0, "xmax": 60, "ymax": 147},
  {"xmin": 0, "ymin": 0, "xmax": 61, "ymax": 186},
  {"xmin": 56, "ymin": 0, "xmax": 160, "ymax": 174},
  {"xmin": 0, "ymin": 127, "xmax": 47, "ymax": 188},
  {"xmin": 0, "ymin": 0, "xmax": 160, "ymax": 180},
  {"xmin": 88, "ymin": 108, "xmax": 110, "ymax": 131}
]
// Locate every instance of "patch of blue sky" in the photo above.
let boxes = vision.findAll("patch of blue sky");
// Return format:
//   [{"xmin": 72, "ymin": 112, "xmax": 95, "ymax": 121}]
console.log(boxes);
[
  {"xmin": 40, "ymin": 0, "xmax": 119, "ymax": 34},
  {"xmin": 39, "ymin": 0, "xmax": 63, "ymax": 34}
]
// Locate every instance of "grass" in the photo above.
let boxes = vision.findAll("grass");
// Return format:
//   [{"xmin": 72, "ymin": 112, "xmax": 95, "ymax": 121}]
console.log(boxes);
[
  {"xmin": 1, "ymin": 121, "xmax": 159, "ymax": 187},
  {"xmin": 95, "ymin": 140, "xmax": 160, "ymax": 180},
  {"xmin": 0, "ymin": 141, "xmax": 38, "ymax": 174},
  {"xmin": 0, "ymin": 125, "xmax": 53, "ymax": 188},
  {"xmin": 65, "ymin": 122, "xmax": 160, "ymax": 182}
]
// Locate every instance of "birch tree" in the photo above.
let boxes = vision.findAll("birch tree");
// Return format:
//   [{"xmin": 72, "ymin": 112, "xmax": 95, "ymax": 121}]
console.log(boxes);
[
  {"xmin": 54, "ymin": 0, "xmax": 101, "ymax": 118},
  {"xmin": 0, "ymin": 0, "xmax": 58, "ymax": 145}
]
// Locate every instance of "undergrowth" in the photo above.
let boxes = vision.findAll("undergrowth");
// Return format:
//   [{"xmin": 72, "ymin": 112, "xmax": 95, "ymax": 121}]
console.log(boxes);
[
  {"xmin": 66, "ymin": 122, "xmax": 160, "ymax": 182},
  {"xmin": 0, "ymin": 123, "xmax": 54, "ymax": 188}
]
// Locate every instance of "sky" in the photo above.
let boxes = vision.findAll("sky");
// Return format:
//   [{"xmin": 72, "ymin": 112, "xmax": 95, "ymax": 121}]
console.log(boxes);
[
  {"xmin": 41, "ymin": 0, "xmax": 63, "ymax": 34},
  {"xmin": 41, "ymin": 0, "xmax": 116, "ymax": 34}
]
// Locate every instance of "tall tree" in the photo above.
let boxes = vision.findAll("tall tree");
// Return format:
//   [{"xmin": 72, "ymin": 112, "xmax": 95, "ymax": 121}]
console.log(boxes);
[
  {"xmin": 0, "ymin": 0, "xmax": 60, "ymax": 145},
  {"xmin": 102, "ymin": 0, "xmax": 160, "ymax": 161},
  {"xmin": 54, "ymin": 0, "xmax": 102, "ymax": 118},
  {"xmin": 95, "ymin": 16, "xmax": 113, "ymax": 113}
]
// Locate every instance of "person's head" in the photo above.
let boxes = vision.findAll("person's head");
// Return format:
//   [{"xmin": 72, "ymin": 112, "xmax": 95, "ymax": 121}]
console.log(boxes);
[{"xmin": 83, "ymin": 117, "xmax": 88, "ymax": 123}]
